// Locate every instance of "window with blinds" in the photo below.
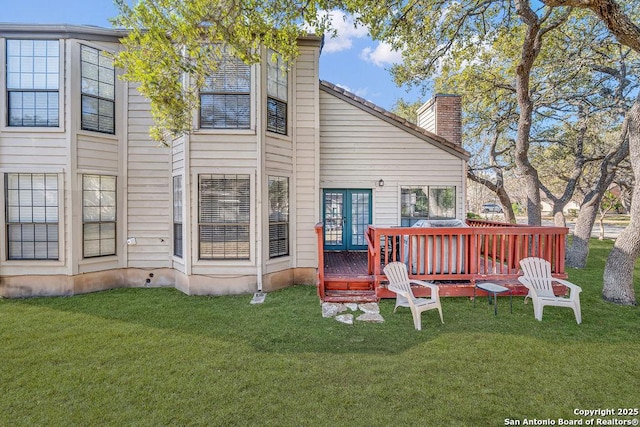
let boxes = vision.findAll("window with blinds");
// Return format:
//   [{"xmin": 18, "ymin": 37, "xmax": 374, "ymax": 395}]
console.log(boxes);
[
  {"xmin": 82, "ymin": 175, "xmax": 116, "ymax": 258},
  {"xmin": 81, "ymin": 45, "xmax": 115, "ymax": 134},
  {"xmin": 5, "ymin": 173, "xmax": 59, "ymax": 260},
  {"xmin": 6, "ymin": 39, "xmax": 59, "ymax": 127},
  {"xmin": 198, "ymin": 174, "xmax": 250, "ymax": 260},
  {"xmin": 268, "ymin": 176, "xmax": 289, "ymax": 258},
  {"xmin": 173, "ymin": 175, "xmax": 183, "ymax": 258},
  {"xmin": 200, "ymin": 46, "xmax": 251, "ymax": 129},
  {"xmin": 266, "ymin": 49, "xmax": 288, "ymax": 135}
]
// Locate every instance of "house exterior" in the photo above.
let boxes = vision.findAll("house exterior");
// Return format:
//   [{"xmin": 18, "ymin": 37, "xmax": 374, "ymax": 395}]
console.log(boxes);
[{"xmin": 0, "ymin": 24, "xmax": 469, "ymax": 298}]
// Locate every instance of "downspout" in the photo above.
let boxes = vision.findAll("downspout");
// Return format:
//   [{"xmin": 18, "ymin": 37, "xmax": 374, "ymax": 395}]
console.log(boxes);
[
  {"xmin": 255, "ymin": 55, "xmax": 264, "ymax": 293},
  {"xmin": 256, "ymin": 170, "xmax": 263, "ymax": 292}
]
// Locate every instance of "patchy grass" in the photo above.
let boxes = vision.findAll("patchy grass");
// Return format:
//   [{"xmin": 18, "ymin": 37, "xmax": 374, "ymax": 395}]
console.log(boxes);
[{"xmin": 1, "ymin": 240, "xmax": 638, "ymax": 426}]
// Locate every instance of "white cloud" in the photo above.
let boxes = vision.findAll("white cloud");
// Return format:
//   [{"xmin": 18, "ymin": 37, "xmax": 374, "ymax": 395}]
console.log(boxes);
[
  {"xmin": 360, "ymin": 42, "xmax": 403, "ymax": 67},
  {"xmin": 320, "ymin": 10, "xmax": 369, "ymax": 53}
]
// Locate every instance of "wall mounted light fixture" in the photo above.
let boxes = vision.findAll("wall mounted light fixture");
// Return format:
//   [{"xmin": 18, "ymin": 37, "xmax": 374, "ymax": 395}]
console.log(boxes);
[{"xmin": 378, "ymin": 179, "xmax": 385, "ymax": 187}]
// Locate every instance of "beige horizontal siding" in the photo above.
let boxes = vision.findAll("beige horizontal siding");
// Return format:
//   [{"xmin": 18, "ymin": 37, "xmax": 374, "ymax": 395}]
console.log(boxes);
[
  {"xmin": 76, "ymin": 135, "xmax": 119, "ymax": 171},
  {"xmin": 0, "ymin": 134, "xmax": 68, "ymax": 169},
  {"xmin": 266, "ymin": 135, "xmax": 293, "ymax": 174},
  {"xmin": 126, "ymin": 85, "xmax": 172, "ymax": 268},
  {"xmin": 320, "ymin": 91, "xmax": 466, "ymax": 226},
  {"xmin": 293, "ymin": 44, "xmax": 320, "ymax": 268}
]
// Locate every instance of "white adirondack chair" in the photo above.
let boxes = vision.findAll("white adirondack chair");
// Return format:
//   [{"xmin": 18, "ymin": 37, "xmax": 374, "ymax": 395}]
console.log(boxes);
[
  {"xmin": 383, "ymin": 262, "xmax": 444, "ymax": 330},
  {"xmin": 518, "ymin": 257, "xmax": 582, "ymax": 324}
]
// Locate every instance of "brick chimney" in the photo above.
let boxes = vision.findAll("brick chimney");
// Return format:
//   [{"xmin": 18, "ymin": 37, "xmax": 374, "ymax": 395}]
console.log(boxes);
[{"xmin": 417, "ymin": 94, "xmax": 462, "ymax": 146}]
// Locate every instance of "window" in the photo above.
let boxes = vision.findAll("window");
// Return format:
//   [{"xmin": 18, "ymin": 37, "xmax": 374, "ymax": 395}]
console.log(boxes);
[
  {"xmin": 81, "ymin": 45, "xmax": 115, "ymax": 134},
  {"xmin": 83, "ymin": 175, "xmax": 116, "ymax": 258},
  {"xmin": 5, "ymin": 173, "xmax": 59, "ymax": 260},
  {"xmin": 173, "ymin": 175, "xmax": 183, "ymax": 258},
  {"xmin": 429, "ymin": 186, "xmax": 456, "ymax": 219},
  {"xmin": 200, "ymin": 46, "xmax": 250, "ymax": 129},
  {"xmin": 268, "ymin": 176, "xmax": 289, "ymax": 258},
  {"xmin": 266, "ymin": 49, "xmax": 287, "ymax": 135},
  {"xmin": 401, "ymin": 186, "xmax": 456, "ymax": 226},
  {"xmin": 6, "ymin": 39, "xmax": 59, "ymax": 127},
  {"xmin": 198, "ymin": 174, "xmax": 250, "ymax": 260}
]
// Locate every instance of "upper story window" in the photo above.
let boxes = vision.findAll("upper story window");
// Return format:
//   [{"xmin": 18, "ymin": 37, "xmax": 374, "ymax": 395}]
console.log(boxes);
[
  {"xmin": 200, "ymin": 46, "xmax": 250, "ymax": 129},
  {"xmin": 6, "ymin": 39, "xmax": 59, "ymax": 127},
  {"xmin": 266, "ymin": 49, "xmax": 287, "ymax": 135},
  {"xmin": 401, "ymin": 186, "xmax": 456, "ymax": 226},
  {"xmin": 81, "ymin": 45, "xmax": 115, "ymax": 134}
]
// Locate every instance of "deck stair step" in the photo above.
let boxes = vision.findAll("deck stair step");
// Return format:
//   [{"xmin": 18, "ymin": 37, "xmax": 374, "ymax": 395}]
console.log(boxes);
[
  {"xmin": 322, "ymin": 290, "xmax": 379, "ymax": 303},
  {"xmin": 324, "ymin": 274, "xmax": 375, "ymax": 291}
]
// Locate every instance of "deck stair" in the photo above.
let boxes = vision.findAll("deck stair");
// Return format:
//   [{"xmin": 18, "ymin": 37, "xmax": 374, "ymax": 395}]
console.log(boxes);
[{"xmin": 322, "ymin": 289, "xmax": 379, "ymax": 303}]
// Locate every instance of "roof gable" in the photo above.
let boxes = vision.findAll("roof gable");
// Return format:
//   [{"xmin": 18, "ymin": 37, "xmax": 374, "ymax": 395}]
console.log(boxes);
[{"xmin": 319, "ymin": 80, "xmax": 470, "ymax": 161}]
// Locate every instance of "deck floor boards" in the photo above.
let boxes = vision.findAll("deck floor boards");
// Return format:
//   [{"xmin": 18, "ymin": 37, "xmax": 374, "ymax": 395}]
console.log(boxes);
[{"xmin": 324, "ymin": 251, "xmax": 369, "ymax": 276}]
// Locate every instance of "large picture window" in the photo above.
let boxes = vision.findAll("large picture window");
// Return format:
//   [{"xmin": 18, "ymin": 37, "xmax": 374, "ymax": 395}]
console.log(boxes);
[
  {"xmin": 198, "ymin": 174, "xmax": 250, "ymax": 260},
  {"xmin": 401, "ymin": 186, "xmax": 456, "ymax": 226},
  {"xmin": 81, "ymin": 45, "xmax": 115, "ymax": 134},
  {"xmin": 268, "ymin": 176, "xmax": 289, "ymax": 258},
  {"xmin": 266, "ymin": 49, "xmax": 288, "ymax": 135},
  {"xmin": 5, "ymin": 173, "xmax": 59, "ymax": 260},
  {"xmin": 6, "ymin": 39, "xmax": 59, "ymax": 127},
  {"xmin": 200, "ymin": 46, "xmax": 250, "ymax": 129},
  {"xmin": 83, "ymin": 175, "xmax": 116, "ymax": 258},
  {"xmin": 173, "ymin": 175, "xmax": 183, "ymax": 258}
]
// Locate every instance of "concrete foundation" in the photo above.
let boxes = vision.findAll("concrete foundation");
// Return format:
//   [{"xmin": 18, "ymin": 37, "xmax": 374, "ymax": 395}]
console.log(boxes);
[{"xmin": 0, "ymin": 267, "xmax": 317, "ymax": 298}]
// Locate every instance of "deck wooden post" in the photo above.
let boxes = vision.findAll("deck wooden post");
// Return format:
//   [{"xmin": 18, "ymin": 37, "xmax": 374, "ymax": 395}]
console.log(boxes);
[{"xmin": 315, "ymin": 223, "xmax": 325, "ymax": 300}]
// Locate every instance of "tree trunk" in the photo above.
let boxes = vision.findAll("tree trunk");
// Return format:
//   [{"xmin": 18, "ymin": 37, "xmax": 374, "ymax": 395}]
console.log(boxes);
[
  {"xmin": 602, "ymin": 100, "xmax": 640, "ymax": 305},
  {"xmin": 541, "ymin": 0, "xmax": 640, "ymax": 53},
  {"xmin": 553, "ymin": 209, "xmax": 566, "ymax": 227},
  {"xmin": 514, "ymin": 0, "xmax": 543, "ymax": 226},
  {"xmin": 567, "ymin": 197, "xmax": 600, "ymax": 268},
  {"xmin": 566, "ymin": 101, "xmax": 631, "ymax": 268}
]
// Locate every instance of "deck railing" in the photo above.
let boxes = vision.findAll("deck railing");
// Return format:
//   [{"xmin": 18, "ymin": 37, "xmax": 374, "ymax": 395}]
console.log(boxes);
[
  {"xmin": 366, "ymin": 219, "xmax": 568, "ymax": 286},
  {"xmin": 316, "ymin": 219, "xmax": 568, "ymax": 299}
]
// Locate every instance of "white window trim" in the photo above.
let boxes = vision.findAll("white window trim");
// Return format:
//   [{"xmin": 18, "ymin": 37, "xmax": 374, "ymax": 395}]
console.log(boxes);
[
  {"xmin": 266, "ymin": 174, "xmax": 291, "ymax": 261},
  {"xmin": 398, "ymin": 184, "xmax": 460, "ymax": 222},
  {"xmin": 196, "ymin": 49, "xmax": 256, "ymax": 132},
  {"xmin": 265, "ymin": 49, "xmax": 289, "ymax": 137},
  {"xmin": 79, "ymin": 43, "xmax": 116, "ymax": 135},
  {"xmin": 172, "ymin": 173, "xmax": 184, "ymax": 260},
  {"xmin": 0, "ymin": 39, "xmax": 65, "ymax": 133},
  {"xmin": 76, "ymin": 171, "xmax": 121, "ymax": 272},
  {"xmin": 0, "ymin": 169, "xmax": 66, "ymax": 268},
  {"xmin": 191, "ymin": 169, "xmax": 256, "ymax": 267}
]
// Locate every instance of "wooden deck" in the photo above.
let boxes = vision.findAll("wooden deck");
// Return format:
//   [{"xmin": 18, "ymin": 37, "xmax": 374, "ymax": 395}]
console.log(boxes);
[
  {"xmin": 324, "ymin": 251, "xmax": 368, "ymax": 274},
  {"xmin": 315, "ymin": 220, "xmax": 569, "ymax": 302},
  {"xmin": 322, "ymin": 252, "xmax": 377, "ymax": 303}
]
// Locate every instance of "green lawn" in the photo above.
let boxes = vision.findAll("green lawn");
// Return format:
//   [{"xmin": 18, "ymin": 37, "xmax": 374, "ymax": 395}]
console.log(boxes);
[{"xmin": 1, "ymin": 240, "xmax": 639, "ymax": 426}]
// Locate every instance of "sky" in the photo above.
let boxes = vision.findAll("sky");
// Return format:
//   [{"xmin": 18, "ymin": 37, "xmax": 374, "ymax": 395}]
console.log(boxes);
[{"xmin": 1, "ymin": 0, "xmax": 427, "ymax": 111}]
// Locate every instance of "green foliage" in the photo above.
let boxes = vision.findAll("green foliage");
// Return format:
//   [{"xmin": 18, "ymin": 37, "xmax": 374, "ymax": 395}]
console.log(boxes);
[
  {"xmin": 390, "ymin": 98, "xmax": 424, "ymax": 123},
  {"xmin": 1, "ymin": 239, "xmax": 638, "ymax": 425},
  {"xmin": 600, "ymin": 190, "xmax": 623, "ymax": 214},
  {"xmin": 111, "ymin": 0, "xmax": 328, "ymax": 144}
]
